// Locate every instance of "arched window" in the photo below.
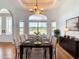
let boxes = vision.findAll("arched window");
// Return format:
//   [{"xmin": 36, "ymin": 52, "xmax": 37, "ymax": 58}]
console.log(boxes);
[
  {"xmin": 29, "ymin": 14, "xmax": 47, "ymax": 35},
  {"xmin": 51, "ymin": 22, "xmax": 56, "ymax": 35},
  {"xmin": 19, "ymin": 20, "xmax": 24, "ymax": 35},
  {"xmin": 29, "ymin": 14, "xmax": 47, "ymax": 21},
  {"xmin": 0, "ymin": 8, "xmax": 12, "ymax": 35}
]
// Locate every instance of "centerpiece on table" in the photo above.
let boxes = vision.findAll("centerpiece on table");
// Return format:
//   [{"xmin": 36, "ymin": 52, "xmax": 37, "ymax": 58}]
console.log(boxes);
[{"xmin": 34, "ymin": 31, "xmax": 42, "ymax": 45}]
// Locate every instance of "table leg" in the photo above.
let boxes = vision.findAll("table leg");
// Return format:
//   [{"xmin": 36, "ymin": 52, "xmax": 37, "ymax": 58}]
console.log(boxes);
[
  {"xmin": 26, "ymin": 49, "xmax": 28, "ymax": 59},
  {"xmin": 44, "ymin": 48, "xmax": 46, "ymax": 59},
  {"xmin": 20, "ymin": 46, "xmax": 23, "ymax": 59},
  {"xmin": 49, "ymin": 46, "xmax": 53, "ymax": 59}
]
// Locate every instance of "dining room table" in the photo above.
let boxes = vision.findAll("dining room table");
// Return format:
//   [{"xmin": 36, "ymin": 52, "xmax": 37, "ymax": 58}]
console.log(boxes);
[{"xmin": 19, "ymin": 39, "xmax": 53, "ymax": 59}]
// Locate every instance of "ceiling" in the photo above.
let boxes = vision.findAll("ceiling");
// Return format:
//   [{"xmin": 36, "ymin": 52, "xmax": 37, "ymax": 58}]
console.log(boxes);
[
  {"xmin": 0, "ymin": 0, "xmax": 79, "ymax": 21},
  {"xmin": 18, "ymin": 0, "xmax": 57, "ymax": 10}
]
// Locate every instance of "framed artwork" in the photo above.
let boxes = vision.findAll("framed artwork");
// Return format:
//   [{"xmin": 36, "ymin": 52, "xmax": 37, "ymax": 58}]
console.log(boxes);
[{"xmin": 66, "ymin": 17, "xmax": 79, "ymax": 31}]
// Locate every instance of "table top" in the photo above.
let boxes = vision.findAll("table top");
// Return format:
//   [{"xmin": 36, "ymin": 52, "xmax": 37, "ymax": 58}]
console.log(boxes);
[{"xmin": 20, "ymin": 39, "xmax": 52, "ymax": 47}]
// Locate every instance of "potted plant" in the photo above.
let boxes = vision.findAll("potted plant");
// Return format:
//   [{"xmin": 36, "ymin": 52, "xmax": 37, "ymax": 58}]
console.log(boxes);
[{"xmin": 54, "ymin": 29, "xmax": 60, "ymax": 43}]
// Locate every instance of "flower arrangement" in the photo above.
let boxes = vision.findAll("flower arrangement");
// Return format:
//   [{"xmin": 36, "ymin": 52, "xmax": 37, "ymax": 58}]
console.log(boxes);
[
  {"xmin": 34, "ymin": 32, "xmax": 40, "ymax": 35},
  {"xmin": 54, "ymin": 29, "xmax": 60, "ymax": 43},
  {"xmin": 54, "ymin": 29, "xmax": 60, "ymax": 38}
]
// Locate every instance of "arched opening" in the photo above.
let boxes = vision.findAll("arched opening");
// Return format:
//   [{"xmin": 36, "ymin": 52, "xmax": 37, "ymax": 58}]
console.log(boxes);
[
  {"xmin": 29, "ymin": 14, "xmax": 47, "ymax": 35},
  {"xmin": 0, "ymin": 8, "xmax": 13, "ymax": 41},
  {"xmin": 0, "ymin": 8, "xmax": 13, "ymax": 35}
]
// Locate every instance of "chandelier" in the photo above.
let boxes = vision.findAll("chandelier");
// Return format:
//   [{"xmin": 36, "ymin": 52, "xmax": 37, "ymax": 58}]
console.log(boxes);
[
  {"xmin": 29, "ymin": 0, "xmax": 44, "ymax": 14},
  {"xmin": 19, "ymin": 0, "xmax": 56, "ymax": 14}
]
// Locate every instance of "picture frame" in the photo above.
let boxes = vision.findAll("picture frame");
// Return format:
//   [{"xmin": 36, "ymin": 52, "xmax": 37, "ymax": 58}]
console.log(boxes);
[{"xmin": 66, "ymin": 16, "xmax": 79, "ymax": 31}]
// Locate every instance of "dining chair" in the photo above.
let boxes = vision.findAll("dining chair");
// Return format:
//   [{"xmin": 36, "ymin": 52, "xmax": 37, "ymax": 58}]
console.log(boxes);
[
  {"xmin": 30, "ymin": 35, "xmax": 46, "ymax": 59},
  {"xmin": 44, "ymin": 39, "xmax": 50, "ymax": 59},
  {"xmin": 19, "ymin": 35, "xmax": 33, "ymax": 59},
  {"xmin": 42, "ymin": 35, "xmax": 54, "ymax": 59},
  {"xmin": 52, "ymin": 36, "xmax": 57, "ymax": 59},
  {"xmin": 13, "ymin": 36, "xmax": 30, "ymax": 59},
  {"xmin": 24, "ymin": 34, "xmax": 33, "ymax": 59},
  {"xmin": 12, "ymin": 37, "xmax": 21, "ymax": 59},
  {"xmin": 19, "ymin": 35, "xmax": 26, "ymax": 43},
  {"xmin": 24, "ymin": 34, "xmax": 28, "ymax": 40}
]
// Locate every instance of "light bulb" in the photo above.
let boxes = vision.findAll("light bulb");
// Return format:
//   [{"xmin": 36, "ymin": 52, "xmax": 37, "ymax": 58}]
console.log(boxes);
[
  {"xmin": 29, "ymin": 9, "xmax": 33, "ymax": 11},
  {"xmin": 40, "ymin": 8, "xmax": 44, "ymax": 11},
  {"xmin": 36, "ymin": 10, "xmax": 40, "ymax": 14},
  {"xmin": 34, "ymin": 6, "xmax": 37, "ymax": 9}
]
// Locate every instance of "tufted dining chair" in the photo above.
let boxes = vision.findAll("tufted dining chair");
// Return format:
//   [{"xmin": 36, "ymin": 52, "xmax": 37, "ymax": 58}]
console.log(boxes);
[
  {"xmin": 24, "ymin": 34, "xmax": 33, "ymax": 59},
  {"xmin": 24, "ymin": 34, "xmax": 28, "ymax": 40},
  {"xmin": 13, "ymin": 37, "xmax": 22, "ymax": 59},
  {"xmin": 52, "ymin": 36, "xmax": 57, "ymax": 59},
  {"xmin": 20, "ymin": 35, "xmax": 33, "ymax": 59},
  {"xmin": 13, "ymin": 36, "xmax": 32, "ymax": 59},
  {"xmin": 19, "ymin": 35, "xmax": 26, "ymax": 43}
]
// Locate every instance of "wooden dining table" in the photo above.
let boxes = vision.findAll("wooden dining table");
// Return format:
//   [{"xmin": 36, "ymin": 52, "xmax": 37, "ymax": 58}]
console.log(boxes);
[{"xmin": 20, "ymin": 40, "xmax": 53, "ymax": 59}]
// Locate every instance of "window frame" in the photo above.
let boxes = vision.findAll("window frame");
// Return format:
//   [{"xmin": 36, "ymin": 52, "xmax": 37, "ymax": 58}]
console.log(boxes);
[
  {"xmin": 29, "ymin": 20, "xmax": 48, "ymax": 35},
  {"xmin": 19, "ymin": 20, "xmax": 24, "ymax": 35},
  {"xmin": 51, "ymin": 22, "xmax": 57, "ymax": 35},
  {"xmin": 0, "ymin": 8, "xmax": 13, "ymax": 36}
]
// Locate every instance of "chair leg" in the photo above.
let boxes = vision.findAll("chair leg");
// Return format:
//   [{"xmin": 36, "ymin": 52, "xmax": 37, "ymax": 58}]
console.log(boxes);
[
  {"xmin": 26, "ymin": 48, "xmax": 32, "ymax": 59},
  {"xmin": 53, "ymin": 48, "xmax": 56, "ymax": 59},
  {"xmin": 55, "ymin": 48, "xmax": 56, "ymax": 59},
  {"xmin": 44, "ymin": 48, "xmax": 46, "ymax": 59},
  {"xmin": 16, "ymin": 49, "xmax": 19, "ymax": 59},
  {"xmin": 26, "ymin": 50, "xmax": 28, "ymax": 59},
  {"xmin": 17, "ymin": 53, "xmax": 20, "ymax": 59}
]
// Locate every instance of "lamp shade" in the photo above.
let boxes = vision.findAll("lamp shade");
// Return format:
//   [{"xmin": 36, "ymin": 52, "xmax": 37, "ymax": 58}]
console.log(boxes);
[
  {"xmin": 64, "ymin": 27, "xmax": 69, "ymax": 32},
  {"xmin": 19, "ymin": 0, "xmax": 56, "ymax": 10}
]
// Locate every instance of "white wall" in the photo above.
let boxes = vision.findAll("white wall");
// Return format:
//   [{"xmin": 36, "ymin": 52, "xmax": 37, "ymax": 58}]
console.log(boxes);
[
  {"xmin": 0, "ymin": 0, "xmax": 79, "ymax": 42},
  {"xmin": 0, "ymin": 0, "xmax": 57, "ymax": 42},
  {"xmin": 0, "ymin": 0, "xmax": 30, "ymax": 42},
  {"xmin": 57, "ymin": 0, "xmax": 79, "ymax": 38}
]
